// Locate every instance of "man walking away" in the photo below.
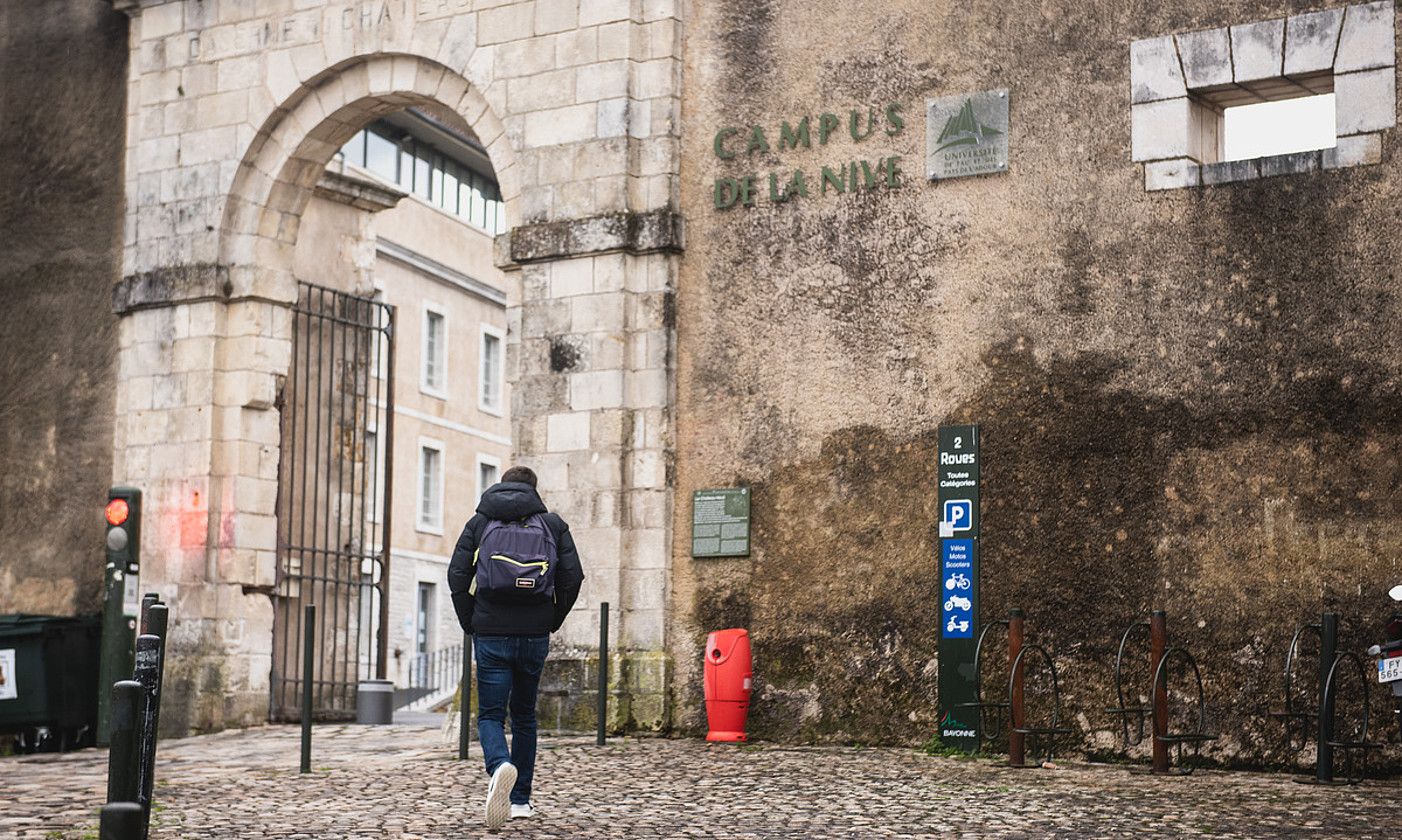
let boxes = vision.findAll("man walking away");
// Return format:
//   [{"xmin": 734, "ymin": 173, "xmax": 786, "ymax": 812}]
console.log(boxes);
[{"xmin": 447, "ymin": 466, "xmax": 584, "ymax": 830}]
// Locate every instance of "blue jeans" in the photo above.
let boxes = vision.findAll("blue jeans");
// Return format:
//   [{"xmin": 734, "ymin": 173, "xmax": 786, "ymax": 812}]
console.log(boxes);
[{"xmin": 474, "ymin": 634, "xmax": 550, "ymax": 805}]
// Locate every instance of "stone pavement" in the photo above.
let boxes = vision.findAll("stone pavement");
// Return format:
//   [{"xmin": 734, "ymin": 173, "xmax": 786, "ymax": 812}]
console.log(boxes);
[{"xmin": 2, "ymin": 723, "xmax": 1397, "ymax": 839}]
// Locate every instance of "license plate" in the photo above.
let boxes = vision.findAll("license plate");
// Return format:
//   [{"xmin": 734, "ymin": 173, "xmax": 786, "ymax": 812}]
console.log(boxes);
[{"xmin": 1378, "ymin": 657, "xmax": 1402, "ymax": 684}]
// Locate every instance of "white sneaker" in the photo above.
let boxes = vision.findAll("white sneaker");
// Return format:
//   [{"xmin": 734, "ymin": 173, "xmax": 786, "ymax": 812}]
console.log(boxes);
[
  {"xmin": 510, "ymin": 803, "xmax": 535, "ymax": 820},
  {"xmin": 484, "ymin": 762, "xmax": 517, "ymax": 830}
]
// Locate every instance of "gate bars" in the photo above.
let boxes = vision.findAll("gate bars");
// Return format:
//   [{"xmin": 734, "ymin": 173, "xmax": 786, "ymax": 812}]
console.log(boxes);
[{"xmin": 271, "ymin": 281, "xmax": 396, "ymax": 721}]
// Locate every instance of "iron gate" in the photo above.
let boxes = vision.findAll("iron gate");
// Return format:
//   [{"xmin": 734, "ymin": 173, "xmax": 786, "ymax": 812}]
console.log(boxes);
[{"xmin": 271, "ymin": 281, "xmax": 395, "ymax": 721}]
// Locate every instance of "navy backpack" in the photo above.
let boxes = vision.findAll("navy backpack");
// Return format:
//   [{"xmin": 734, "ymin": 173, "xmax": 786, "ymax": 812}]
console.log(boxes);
[{"xmin": 472, "ymin": 513, "xmax": 558, "ymax": 604}]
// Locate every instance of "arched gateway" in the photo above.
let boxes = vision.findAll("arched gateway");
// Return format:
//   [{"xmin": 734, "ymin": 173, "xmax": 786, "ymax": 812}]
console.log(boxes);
[{"xmin": 110, "ymin": 0, "xmax": 680, "ymax": 733}]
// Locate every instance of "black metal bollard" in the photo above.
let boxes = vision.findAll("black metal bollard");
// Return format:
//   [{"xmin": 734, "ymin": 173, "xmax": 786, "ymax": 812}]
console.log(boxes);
[
  {"xmin": 458, "ymin": 637, "xmax": 471, "ymax": 761},
  {"xmin": 1317, "ymin": 612, "xmax": 1339, "ymax": 783},
  {"xmin": 301, "ymin": 603, "xmax": 315, "ymax": 774},
  {"xmin": 106, "ymin": 681, "xmax": 144, "ymax": 805},
  {"xmin": 132, "ymin": 631, "xmax": 163, "ymax": 839},
  {"xmin": 138, "ymin": 604, "xmax": 167, "ymax": 839},
  {"xmin": 100, "ymin": 802, "xmax": 144, "ymax": 840},
  {"xmin": 597, "ymin": 602, "xmax": 609, "ymax": 746},
  {"xmin": 138, "ymin": 595, "xmax": 160, "ymax": 635}
]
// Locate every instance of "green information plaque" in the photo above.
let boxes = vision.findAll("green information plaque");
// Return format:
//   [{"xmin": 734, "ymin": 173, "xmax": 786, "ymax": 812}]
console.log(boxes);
[{"xmin": 691, "ymin": 488, "xmax": 751, "ymax": 557}]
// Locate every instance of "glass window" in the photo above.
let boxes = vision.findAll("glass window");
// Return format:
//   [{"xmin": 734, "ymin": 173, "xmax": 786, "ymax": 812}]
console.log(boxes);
[
  {"xmin": 423, "ymin": 308, "xmax": 446, "ymax": 395},
  {"xmin": 413, "ymin": 147, "xmax": 431, "ymax": 200},
  {"xmin": 465, "ymin": 177, "xmax": 482, "ymax": 222},
  {"xmin": 397, "ymin": 143, "xmax": 414, "ymax": 190},
  {"xmin": 480, "ymin": 329, "xmax": 502, "ymax": 413},
  {"xmin": 431, "ymin": 154, "xmax": 445, "ymax": 206},
  {"xmin": 442, "ymin": 166, "xmax": 459, "ymax": 215},
  {"xmin": 416, "ymin": 583, "xmax": 434, "ymax": 655},
  {"xmin": 470, "ymin": 171, "xmax": 487, "ymax": 229},
  {"xmin": 341, "ymin": 120, "xmax": 504, "ymax": 232},
  {"xmin": 418, "ymin": 444, "xmax": 443, "ymax": 532},
  {"xmin": 477, "ymin": 460, "xmax": 499, "ymax": 499},
  {"xmin": 365, "ymin": 130, "xmax": 397, "ymax": 181},
  {"xmin": 340, "ymin": 131, "xmax": 366, "ymax": 168}
]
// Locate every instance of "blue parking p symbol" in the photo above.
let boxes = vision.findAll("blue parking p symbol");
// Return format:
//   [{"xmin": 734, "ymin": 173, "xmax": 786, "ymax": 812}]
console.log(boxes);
[{"xmin": 944, "ymin": 499, "xmax": 972, "ymax": 532}]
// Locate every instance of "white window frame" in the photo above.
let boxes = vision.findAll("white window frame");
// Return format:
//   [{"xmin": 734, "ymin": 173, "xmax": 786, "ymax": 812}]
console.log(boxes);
[
  {"xmin": 475, "ymin": 452, "xmax": 502, "ymax": 500},
  {"xmin": 421, "ymin": 302, "xmax": 449, "ymax": 400},
  {"xmin": 415, "ymin": 437, "xmax": 445, "ymax": 535},
  {"xmin": 478, "ymin": 323, "xmax": 506, "ymax": 416}
]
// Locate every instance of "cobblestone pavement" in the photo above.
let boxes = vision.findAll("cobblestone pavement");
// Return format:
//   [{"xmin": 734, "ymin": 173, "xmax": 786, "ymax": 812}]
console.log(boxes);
[{"xmin": 2, "ymin": 723, "xmax": 1398, "ymax": 839}]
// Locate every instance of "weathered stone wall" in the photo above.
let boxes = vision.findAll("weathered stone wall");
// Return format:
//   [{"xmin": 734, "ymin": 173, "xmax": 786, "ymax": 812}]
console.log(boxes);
[
  {"xmin": 671, "ymin": 0, "xmax": 1402, "ymax": 768},
  {"xmin": 111, "ymin": 0, "xmax": 682, "ymax": 735},
  {"xmin": 0, "ymin": 0, "xmax": 128, "ymax": 617}
]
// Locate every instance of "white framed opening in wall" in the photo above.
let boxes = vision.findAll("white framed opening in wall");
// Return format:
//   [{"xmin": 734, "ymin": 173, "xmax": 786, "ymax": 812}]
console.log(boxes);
[
  {"xmin": 416, "ymin": 437, "xmax": 445, "ymax": 536},
  {"xmin": 1130, "ymin": 1, "xmax": 1396, "ymax": 190},
  {"xmin": 478, "ymin": 323, "xmax": 505, "ymax": 416},
  {"xmin": 476, "ymin": 453, "xmax": 501, "ymax": 499}
]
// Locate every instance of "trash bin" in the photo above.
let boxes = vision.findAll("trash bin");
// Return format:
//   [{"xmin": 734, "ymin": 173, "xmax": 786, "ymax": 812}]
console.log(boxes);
[
  {"xmin": 0, "ymin": 614, "xmax": 102, "ymax": 750},
  {"xmin": 356, "ymin": 679, "xmax": 395, "ymax": 724},
  {"xmin": 704, "ymin": 628, "xmax": 752, "ymax": 742}
]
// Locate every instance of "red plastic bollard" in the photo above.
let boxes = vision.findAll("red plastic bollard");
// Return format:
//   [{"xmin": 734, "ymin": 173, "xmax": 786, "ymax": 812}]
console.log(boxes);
[{"xmin": 704, "ymin": 628, "xmax": 752, "ymax": 742}]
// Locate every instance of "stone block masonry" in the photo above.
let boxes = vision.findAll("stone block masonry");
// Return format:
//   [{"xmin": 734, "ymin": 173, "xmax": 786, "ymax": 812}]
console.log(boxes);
[{"xmin": 110, "ymin": 0, "xmax": 682, "ymax": 737}]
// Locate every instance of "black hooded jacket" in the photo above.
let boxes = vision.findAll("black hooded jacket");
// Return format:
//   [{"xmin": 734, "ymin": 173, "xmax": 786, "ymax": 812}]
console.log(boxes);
[{"xmin": 447, "ymin": 482, "xmax": 584, "ymax": 636}]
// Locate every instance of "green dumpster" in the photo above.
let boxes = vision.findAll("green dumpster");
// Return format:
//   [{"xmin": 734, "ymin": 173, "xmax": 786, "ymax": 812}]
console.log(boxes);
[{"xmin": 0, "ymin": 614, "xmax": 102, "ymax": 751}]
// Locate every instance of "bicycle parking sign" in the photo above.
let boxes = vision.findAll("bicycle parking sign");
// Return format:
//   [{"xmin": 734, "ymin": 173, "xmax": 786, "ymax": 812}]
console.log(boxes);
[{"xmin": 937, "ymin": 424, "xmax": 980, "ymax": 750}]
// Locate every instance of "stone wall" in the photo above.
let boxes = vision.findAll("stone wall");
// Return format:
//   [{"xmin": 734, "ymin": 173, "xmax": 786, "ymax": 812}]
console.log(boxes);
[
  {"xmin": 111, "ymin": 0, "xmax": 682, "ymax": 735},
  {"xmin": 0, "ymin": 1, "xmax": 128, "ymax": 617},
  {"xmin": 671, "ymin": 0, "xmax": 1402, "ymax": 768}
]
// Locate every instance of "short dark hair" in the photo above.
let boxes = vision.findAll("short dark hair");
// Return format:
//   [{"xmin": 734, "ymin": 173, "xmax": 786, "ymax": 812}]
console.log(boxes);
[{"xmin": 501, "ymin": 466, "xmax": 538, "ymax": 488}]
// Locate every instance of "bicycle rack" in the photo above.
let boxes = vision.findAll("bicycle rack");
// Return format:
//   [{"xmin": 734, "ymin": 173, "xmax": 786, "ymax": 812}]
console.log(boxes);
[
  {"xmin": 1317, "ymin": 650, "xmax": 1380, "ymax": 785},
  {"xmin": 1267, "ymin": 621, "xmax": 1321, "ymax": 754},
  {"xmin": 1106, "ymin": 611, "xmax": 1216, "ymax": 774},
  {"xmin": 1150, "ymin": 645, "xmax": 1216, "ymax": 775},
  {"xmin": 1105, "ymin": 619, "xmax": 1151, "ymax": 748},
  {"xmin": 1272, "ymin": 613, "xmax": 1381, "ymax": 786},
  {"xmin": 953, "ymin": 614, "xmax": 1012, "ymax": 750},
  {"xmin": 1007, "ymin": 641, "xmax": 1073, "ymax": 766},
  {"xmin": 954, "ymin": 609, "xmax": 1071, "ymax": 767}
]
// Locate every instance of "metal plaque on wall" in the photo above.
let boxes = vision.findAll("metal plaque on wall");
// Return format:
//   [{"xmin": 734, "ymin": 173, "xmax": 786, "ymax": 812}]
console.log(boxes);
[
  {"xmin": 691, "ymin": 488, "xmax": 751, "ymax": 557},
  {"xmin": 925, "ymin": 89, "xmax": 1009, "ymax": 180}
]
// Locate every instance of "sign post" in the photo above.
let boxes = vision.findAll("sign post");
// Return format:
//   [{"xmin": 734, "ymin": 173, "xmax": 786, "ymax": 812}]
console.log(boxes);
[{"xmin": 937, "ymin": 425, "xmax": 980, "ymax": 750}]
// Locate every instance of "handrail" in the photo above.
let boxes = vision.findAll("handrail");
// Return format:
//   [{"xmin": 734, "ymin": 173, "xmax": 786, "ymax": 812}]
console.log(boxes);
[{"xmin": 401, "ymin": 643, "xmax": 464, "ymax": 707}]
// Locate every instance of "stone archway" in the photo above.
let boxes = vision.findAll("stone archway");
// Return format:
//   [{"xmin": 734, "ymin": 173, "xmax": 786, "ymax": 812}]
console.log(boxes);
[{"xmin": 110, "ymin": 1, "xmax": 682, "ymax": 734}]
